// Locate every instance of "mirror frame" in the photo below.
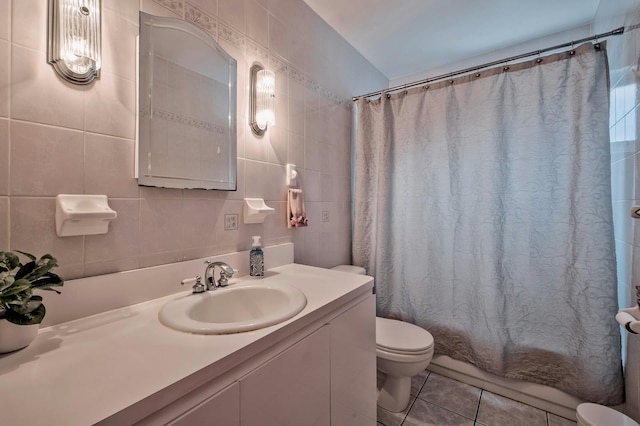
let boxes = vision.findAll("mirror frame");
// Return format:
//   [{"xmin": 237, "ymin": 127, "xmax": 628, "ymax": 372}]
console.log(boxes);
[{"xmin": 137, "ymin": 12, "xmax": 237, "ymax": 190}]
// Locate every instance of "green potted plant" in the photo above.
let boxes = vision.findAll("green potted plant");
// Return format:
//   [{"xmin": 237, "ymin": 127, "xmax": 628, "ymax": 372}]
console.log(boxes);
[{"xmin": 0, "ymin": 250, "xmax": 63, "ymax": 353}]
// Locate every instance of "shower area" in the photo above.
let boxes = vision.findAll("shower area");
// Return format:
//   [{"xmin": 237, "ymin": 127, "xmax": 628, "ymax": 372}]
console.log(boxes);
[{"xmin": 352, "ymin": 3, "xmax": 640, "ymax": 420}]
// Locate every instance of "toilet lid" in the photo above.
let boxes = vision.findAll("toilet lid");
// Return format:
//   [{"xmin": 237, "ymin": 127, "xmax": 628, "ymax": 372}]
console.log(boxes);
[
  {"xmin": 576, "ymin": 403, "xmax": 640, "ymax": 426},
  {"xmin": 376, "ymin": 317, "xmax": 434, "ymax": 353},
  {"xmin": 331, "ymin": 265, "xmax": 366, "ymax": 275}
]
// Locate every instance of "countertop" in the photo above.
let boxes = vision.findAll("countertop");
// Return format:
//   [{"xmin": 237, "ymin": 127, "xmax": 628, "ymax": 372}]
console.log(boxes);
[{"xmin": 0, "ymin": 263, "xmax": 373, "ymax": 425}]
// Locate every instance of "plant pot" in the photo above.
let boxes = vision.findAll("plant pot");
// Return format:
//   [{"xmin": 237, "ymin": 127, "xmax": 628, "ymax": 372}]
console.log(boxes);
[{"xmin": 0, "ymin": 319, "xmax": 39, "ymax": 353}]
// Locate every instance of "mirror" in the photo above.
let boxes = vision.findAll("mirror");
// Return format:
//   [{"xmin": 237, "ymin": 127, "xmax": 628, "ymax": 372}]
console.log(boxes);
[{"xmin": 138, "ymin": 12, "xmax": 237, "ymax": 190}]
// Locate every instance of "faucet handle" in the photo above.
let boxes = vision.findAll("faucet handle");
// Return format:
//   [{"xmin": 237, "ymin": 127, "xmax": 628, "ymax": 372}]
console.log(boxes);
[
  {"xmin": 182, "ymin": 275, "xmax": 206, "ymax": 293},
  {"xmin": 217, "ymin": 270, "xmax": 231, "ymax": 287}
]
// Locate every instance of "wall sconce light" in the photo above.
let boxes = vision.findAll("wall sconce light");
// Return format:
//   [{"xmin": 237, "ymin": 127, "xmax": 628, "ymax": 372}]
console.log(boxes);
[
  {"xmin": 249, "ymin": 63, "xmax": 275, "ymax": 136},
  {"xmin": 48, "ymin": 0, "xmax": 102, "ymax": 84}
]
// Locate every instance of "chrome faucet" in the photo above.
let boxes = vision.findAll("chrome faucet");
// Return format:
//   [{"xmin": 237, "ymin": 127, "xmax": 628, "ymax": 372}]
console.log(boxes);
[{"xmin": 204, "ymin": 261, "xmax": 235, "ymax": 290}]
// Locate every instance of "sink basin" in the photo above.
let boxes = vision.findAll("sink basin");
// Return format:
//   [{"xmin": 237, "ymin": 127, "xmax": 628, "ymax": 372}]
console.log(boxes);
[{"xmin": 158, "ymin": 283, "xmax": 307, "ymax": 334}]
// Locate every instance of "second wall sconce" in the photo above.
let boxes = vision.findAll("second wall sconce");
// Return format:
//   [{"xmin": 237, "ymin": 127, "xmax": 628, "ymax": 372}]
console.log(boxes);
[
  {"xmin": 249, "ymin": 63, "xmax": 275, "ymax": 136},
  {"xmin": 48, "ymin": 0, "xmax": 102, "ymax": 84}
]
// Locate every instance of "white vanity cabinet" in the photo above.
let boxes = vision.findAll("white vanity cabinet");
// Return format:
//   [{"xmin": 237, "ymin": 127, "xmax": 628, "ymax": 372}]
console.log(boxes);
[
  {"xmin": 330, "ymin": 294, "xmax": 377, "ymax": 425},
  {"xmin": 0, "ymin": 261, "xmax": 375, "ymax": 426},
  {"xmin": 240, "ymin": 326, "xmax": 331, "ymax": 425},
  {"xmin": 134, "ymin": 295, "xmax": 375, "ymax": 426},
  {"xmin": 168, "ymin": 383, "xmax": 239, "ymax": 426}
]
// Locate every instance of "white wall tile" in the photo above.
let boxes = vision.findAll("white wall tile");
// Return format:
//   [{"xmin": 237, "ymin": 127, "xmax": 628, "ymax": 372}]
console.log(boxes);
[
  {"xmin": 101, "ymin": 8, "xmax": 139, "ymax": 82},
  {"xmin": 84, "ymin": 73, "xmax": 136, "ymax": 139},
  {"xmin": 10, "ymin": 197, "xmax": 84, "ymax": 279},
  {"xmin": 244, "ymin": 0, "xmax": 268, "ymax": 44},
  {"xmin": 218, "ymin": 0, "xmax": 244, "ymax": 31},
  {"xmin": 139, "ymin": 197, "xmax": 184, "ymax": 254},
  {"xmin": 84, "ymin": 133, "xmax": 139, "ymax": 198},
  {"xmin": 187, "ymin": 0, "xmax": 217, "ymax": 18},
  {"xmin": 11, "ymin": 45, "xmax": 85, "ymax": 130},
  {"xmin": 0, "ymin": 0, "xmax": 8, "ymax": 41},
  {"xmin": 181, "ymin": 197, "xmax": 221, "ymax": 250},
  {"xmin": 104, "ymin": 0, "xmax": 140, "ymax": 24},
  {"xmin": 12, "ymin": 0, "xmax": 46, "ymax": 51},
  {"xmin": 0, "ymin": 196, "xmax": 7, "ymax": 250},
  {"xmin": 140, "ymin": 0, "xmax": 183, "ymax": 18},
  {"xmin": 287, "ymin": 130, "xmax": 304, "ymax": 167},
  {"xmin": 10, "ymin": 121, "xmax": 84, "ymax": 196},
  {"xmin": 85, "ymin": 199, "xmax": 140, "ymax": 263},
  {"xmin": 269, "ymin": 14, "xmax": 288, "ymax": 60},
  {"xmin": 0, "ymin": 118, "xmax": 7, "ymax": 195},
  {"xmin": 0, "ymin": 39, "xmax": 9, "ymax": 117}
]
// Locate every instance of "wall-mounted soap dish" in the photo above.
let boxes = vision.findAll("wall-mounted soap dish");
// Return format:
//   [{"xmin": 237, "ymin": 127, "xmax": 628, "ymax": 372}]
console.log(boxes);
[
  {"xmin": 243, "ymin": 198, "xmax": 275, "ymax": 224},
  {"xmin": 55, "ymin": 194, "xmax": 117, "ymax": 237}
]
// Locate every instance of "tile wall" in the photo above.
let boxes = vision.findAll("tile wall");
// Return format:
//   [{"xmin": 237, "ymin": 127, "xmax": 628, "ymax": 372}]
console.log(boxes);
[
  {"xmin": 0, "ymin": 0, "xmax": 388, "ymax": 280},
  {"xmin": 593, "ymin": 0, "xmax": 640, "ymax": 421}
]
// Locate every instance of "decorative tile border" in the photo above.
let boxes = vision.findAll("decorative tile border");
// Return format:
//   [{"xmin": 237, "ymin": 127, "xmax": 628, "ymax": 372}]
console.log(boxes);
[
  {"xmin": 153, "ymin": 0, "xmax": 352, "ymax": 111},
  {"xmin": 218, "ymin": 21, "xmax": 245, "ymax": 50},
  {"xmin": 153, "ymin": 108, "xmax": 229, "ymax": 135},
  {"xmin": 154, "ymin": 0, "xmax": 184, "ymax": 16},
  {"xmin": 246, "ymin": 38, "xmax": 270, "ymax": 63},
  {"xmin": 269, "ymin": 53, "xmax": 288, "ymax": 75},
  {"xmin": 184, "ymin": 3, "xmax": 217, "ymax": 38}
]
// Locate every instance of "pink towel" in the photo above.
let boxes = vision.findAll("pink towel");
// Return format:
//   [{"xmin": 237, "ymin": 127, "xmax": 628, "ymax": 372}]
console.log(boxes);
[{"xmin": 288, "ymin": 189, "xmax": 309, "ymax": 228}]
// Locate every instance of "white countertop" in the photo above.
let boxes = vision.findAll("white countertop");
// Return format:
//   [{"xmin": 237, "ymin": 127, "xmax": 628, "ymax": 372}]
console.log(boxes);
[{"xmin": 0, "ymin": 264, "xmax": 373, "ymax": 426}]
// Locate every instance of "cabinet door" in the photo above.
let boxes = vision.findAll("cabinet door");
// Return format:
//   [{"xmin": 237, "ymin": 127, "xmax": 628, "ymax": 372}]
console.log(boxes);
[
  {"xmin": 331, "ymin": 295, "xmax": 377, "ymax": 426},
  {"xmin": 168, "ymin": 382, "xmax": 239, "ymax": 426},
  {"xmin": 240, "ymin": 326, "xmax": 330, "ymax": 426}
]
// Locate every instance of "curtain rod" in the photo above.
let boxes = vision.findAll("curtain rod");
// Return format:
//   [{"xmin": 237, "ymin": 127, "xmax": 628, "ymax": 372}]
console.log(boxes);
[{"xmin": 352, "ymin": 26, "xmax": 625, "ymax": 101}]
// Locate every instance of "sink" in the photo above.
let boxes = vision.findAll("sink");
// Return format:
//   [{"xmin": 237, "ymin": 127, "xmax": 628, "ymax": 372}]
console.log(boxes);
[{"xmin": 158, "ymin": 283, "xmax": 307, "ymax": 334}]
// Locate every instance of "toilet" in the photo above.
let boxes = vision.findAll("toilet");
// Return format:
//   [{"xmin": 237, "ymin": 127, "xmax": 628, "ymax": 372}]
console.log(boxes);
[
  {"xmin": 577, "ymin": 403, "xmax": 639, "ymax": 426},
  {"xmin": 331, "ymin": 265, "xmax": 435, "ymax": 413}
]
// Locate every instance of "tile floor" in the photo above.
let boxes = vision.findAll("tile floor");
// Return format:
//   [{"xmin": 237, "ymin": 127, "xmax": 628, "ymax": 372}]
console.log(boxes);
[{"xmin": 377, "ymin": 371, "xmax": 577, "ymax": 426}]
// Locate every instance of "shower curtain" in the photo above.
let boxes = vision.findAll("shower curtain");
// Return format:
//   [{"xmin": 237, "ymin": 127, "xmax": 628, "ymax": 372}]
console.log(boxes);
[{"xmin": 353, "ymin": 43, "xmax": 623, "ymax": 404}]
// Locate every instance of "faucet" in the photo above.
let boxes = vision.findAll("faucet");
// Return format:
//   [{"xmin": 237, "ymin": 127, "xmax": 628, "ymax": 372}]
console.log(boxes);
[{"xmin": 203, "ymin": 261, "xmax": 235, "ymax": 290}]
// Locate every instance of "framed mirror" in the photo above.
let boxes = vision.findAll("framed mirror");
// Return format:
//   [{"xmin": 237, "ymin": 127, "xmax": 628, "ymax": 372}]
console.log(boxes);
[{"xmin": 137, "ymin": 12, "xmax": 237, "ymax": 190}]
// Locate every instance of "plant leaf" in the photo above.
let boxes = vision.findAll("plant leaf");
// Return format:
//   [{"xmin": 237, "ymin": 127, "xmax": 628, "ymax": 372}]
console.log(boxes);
[
  {"xmin": 14, "ymin": 261, "xmax": 35, "ymax": 280},
  {"xmin": 0, "ymin": 275, "xmax": 15, "ymax": 293},
  {"xmin": 14, "ymin": 250, "xmax": 36, "ymax": 262},
  {"xmin": 0, "ymin": 251, "xmax": 20, "ymax": 272},
  {"xmin": 31, "ymin": 273, "xmax": 64, "ymax": 293},
  {"xmin": 5, "ymin": 304, "xmax": 45, "ymax": 325},
  {"xmin": 16, "ymin": 255, "xmax": 59, "ymax": 281},
  {"xmin": 0, "ymin": 279, "xmax": 31, "ymax": 297}
]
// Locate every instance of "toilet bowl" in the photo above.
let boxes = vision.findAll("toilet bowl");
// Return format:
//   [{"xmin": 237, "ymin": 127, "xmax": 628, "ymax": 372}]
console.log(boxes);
[
  {"xmin": 577, "ymin": 403, "xmax": 639, "ymax": 426},
  {"xmin": 331, "ymin": 265, "xmax": 435, "ymax": 413}
]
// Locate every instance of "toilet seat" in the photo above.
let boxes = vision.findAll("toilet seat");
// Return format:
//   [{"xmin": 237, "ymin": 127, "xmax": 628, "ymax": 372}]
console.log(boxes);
[
  {"xmin": 576, "ymin": 403, "xmax": 640, "ymax": 426},
  {"xmin": 376, "ymin": 317, "xmax": 434, "ymax": 353}
]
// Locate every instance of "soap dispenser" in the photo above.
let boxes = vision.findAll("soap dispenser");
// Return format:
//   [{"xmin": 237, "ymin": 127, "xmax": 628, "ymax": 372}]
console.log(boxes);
[{"xmin": 249, "ymin": 236, "xmax": 264, "ymax": 277}]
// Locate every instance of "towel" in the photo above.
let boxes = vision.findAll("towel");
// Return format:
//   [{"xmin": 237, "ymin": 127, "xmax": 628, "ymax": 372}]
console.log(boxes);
[{"xmin": 287, "ymin": 188, "xmax": 309, "ymax": 228}]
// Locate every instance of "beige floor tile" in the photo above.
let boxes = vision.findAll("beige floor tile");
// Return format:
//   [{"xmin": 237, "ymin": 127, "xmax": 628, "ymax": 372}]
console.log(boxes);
[
  {"xmin": 403, "ymin": 398, "xmax": 474, "ymax": 426},
  {"xmin": 548, "ymin": 412, "xmax": 577, "ymax": 426},
  {"xmin": 476, "ymin": 391, "xmax": 546, "ymax": 426},
  {"xmin": 418, "ymin": 373, "xmax": 481, "ymax": 420}
]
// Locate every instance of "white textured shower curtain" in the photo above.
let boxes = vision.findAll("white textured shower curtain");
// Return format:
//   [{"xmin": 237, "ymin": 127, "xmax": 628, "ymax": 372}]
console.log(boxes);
[{"xmin": 353, "ymin": 43, "xmax": 623, "ymax": 403}]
